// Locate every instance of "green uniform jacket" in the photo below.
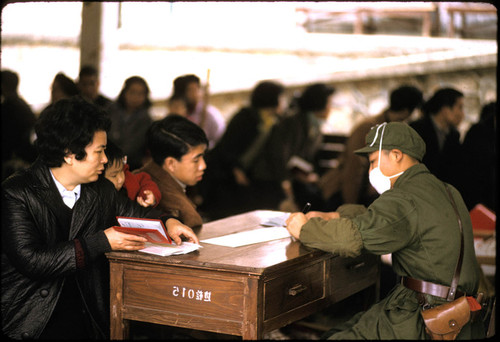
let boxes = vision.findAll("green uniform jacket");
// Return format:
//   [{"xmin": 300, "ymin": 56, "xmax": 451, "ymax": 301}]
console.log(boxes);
[{"xmin": 300, "ymin": 163, "xmax": 483, "ymax": 340}]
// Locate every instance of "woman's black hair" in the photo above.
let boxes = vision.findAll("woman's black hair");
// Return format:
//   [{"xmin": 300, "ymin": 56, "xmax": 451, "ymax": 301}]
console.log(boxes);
[{"xmin": 34, "ymin": 96, "xmax": 111, "ymax": 167}]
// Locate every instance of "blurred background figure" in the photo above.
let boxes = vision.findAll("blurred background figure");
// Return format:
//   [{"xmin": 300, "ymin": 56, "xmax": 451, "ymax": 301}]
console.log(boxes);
[
  {"xmin": 107, "ymin": 76, "xmax": 153, "ymax": 171},
  {"xmin": 319, "ymin": 84, "xmax": 423, "ymax": 209},
  {"xmin": 77, "ymin": 65, "xmax": 112, "ymax": 110},
  {"xmin": 409, "ymin": 87, "xmax": 464, "ymax": 191},
  {"xmin": 460, "ymin": 101, "xmax": 496, "ymax": 210},
  {"xmin": 270, "ymin": 82, "xmax": 336, "ymax": 212},
  {"xmin": 200, "ymin": 80, "xmax": 287, "ymax": 220},
  {"xmin": 166, "ymin": 93, "xmax": 188, "ymax": 117},
  {"xmin": 48, "ymin": 72, "xmax": 79, "ymax": 106},
  {"xmin": 171, "ymin": 74, "xmax": 226, "ymax": 148},
  {"xmin": 1, "ymin": 69, "xmax": 38, "ymax": 180}
]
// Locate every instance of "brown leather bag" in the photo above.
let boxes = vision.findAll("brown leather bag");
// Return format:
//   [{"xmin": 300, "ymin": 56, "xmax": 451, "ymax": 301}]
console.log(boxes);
[
  {"xmin": 421, "ymin": 296, "xmax": 471, "ymax": 340},
  {"xmin": 420, "ymin": 185, "xmax": 473, "ymax": 340}
]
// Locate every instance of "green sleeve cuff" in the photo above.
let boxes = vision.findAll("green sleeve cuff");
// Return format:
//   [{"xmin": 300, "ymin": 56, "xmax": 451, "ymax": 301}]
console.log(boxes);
[{"xmin": 299, "ymin": 217, "xmax": 363, "ymax": 258}]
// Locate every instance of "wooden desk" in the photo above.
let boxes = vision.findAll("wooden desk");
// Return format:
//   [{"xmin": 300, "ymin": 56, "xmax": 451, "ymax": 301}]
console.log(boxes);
[{"xmin": 107, "ymin": 210, "xmax": 380, "ymax": 339}]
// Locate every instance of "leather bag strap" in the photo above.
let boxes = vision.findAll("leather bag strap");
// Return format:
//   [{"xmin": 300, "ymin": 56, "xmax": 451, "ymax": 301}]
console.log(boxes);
[{"xmin": 444, "ymin": 184, "xmax": 464, "ymax": 302}]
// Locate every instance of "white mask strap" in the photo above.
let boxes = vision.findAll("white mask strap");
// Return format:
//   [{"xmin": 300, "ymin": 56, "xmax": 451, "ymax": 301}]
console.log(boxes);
[
  {"xmin": 369, "ymin": 122, "xmax": 387, "ymax": 147},
  {"xmin": 369, "ymin": 123, "xmax": 387, "ymax": 164}
]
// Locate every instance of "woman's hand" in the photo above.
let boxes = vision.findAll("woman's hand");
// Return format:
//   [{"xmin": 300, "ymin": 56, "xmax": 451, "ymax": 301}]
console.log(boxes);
[
  {"xmin": 104, "ymin": 227, "xmax": 147, "ymax": 251},
  {"xmin": 165, "ymin": 218, "xmax": 199, "ymax": 245}
]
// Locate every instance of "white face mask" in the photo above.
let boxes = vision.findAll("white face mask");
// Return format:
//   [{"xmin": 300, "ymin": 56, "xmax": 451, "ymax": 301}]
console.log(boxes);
[{"xmin": 368, "ymin": 123, "xmax": 404, "ymax": 194}]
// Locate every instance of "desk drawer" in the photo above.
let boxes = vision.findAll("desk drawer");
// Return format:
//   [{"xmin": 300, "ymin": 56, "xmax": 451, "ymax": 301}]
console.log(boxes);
[
  {"xmin": 330, "ymin": 253, "xmax": 379, "ymax": 301},
  {"xmin": 264, "ymin": 261, "xmax": 325, "ymax": 320},
  {"xmin": 122, "ymin": 268, "xmax": 245, "ymax": 321}
]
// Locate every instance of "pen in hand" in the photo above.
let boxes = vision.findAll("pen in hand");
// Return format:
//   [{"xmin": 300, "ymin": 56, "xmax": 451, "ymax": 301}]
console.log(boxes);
[
  {"xmin": 290, "ymin": 202, "xmax": 312, "ymax": 242},
  {"xmin": 302, "ymin": 202, "xmax": 311, "ymax": 214}
]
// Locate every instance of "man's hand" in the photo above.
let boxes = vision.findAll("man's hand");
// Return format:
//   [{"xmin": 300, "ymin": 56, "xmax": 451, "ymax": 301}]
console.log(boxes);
[
  {"xmin": 136, "ymin": 190, "xmax": 156, "ymax": 207},
  {"xmin": 285, "ymin": 212, "xmax": 308, "ymax": 241},
  {"xmin": 165, "ymin": 218, "xmax": 199, "ymax": 245},
  {"xmin": 305, "ymin": 211, "xmax": 340, "ymax": 220},
  {"xmin": 104, "ymin": 227, "xmax": 147, "ymax": 251}
]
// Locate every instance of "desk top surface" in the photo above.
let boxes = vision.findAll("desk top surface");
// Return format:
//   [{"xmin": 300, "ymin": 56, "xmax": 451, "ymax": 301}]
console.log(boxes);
[{"xmin": 106, "ymin": 210, "xmax": 329, "ymax": 275}]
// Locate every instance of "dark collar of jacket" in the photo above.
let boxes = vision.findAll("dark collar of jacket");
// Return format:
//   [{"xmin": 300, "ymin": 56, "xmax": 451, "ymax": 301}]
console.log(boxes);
[{"xmin": 21, "ymin": 159, "xmax": 104, "ymax": 239}]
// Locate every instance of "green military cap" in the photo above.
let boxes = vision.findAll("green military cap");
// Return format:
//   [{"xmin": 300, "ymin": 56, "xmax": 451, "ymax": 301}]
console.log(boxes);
[{"xmin": 354, "ymin": 122, "xmax": 426, "ymax": 161}]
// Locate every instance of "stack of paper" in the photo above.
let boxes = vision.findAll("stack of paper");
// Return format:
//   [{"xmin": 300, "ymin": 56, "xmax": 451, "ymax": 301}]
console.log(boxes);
[
  {"xmin": 201, "ymin": 227, "xmax": 291, "ymax": 247},
  {"xmin": 139, "ymin": 242, "xmax": 202, "ymax": 256},
  {"xmin": 260, "ymin": 212, "xmax": 290, "ymax": 227}
]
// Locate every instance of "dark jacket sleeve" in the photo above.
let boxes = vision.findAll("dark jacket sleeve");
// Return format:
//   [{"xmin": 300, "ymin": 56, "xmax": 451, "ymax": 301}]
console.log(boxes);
[{"xmin": 2, "ymin": 179, "xmax": 78, "ymax": 279}]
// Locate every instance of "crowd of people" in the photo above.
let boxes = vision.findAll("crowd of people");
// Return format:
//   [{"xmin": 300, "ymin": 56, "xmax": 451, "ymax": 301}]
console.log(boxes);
[{"xmin": 1, "ymin": 65, "xmax": 495, "ymax": 339}]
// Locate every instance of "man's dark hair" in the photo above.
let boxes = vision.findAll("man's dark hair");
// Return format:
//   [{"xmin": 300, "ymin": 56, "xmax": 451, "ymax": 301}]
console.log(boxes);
[
  {"xmin": 422, "ymin": 87, "xmax": 463, "ymax": 117},
  {"xmin": 389, "ymin": 85, "xmax": 423, "ymax": 113},
  {"xmin": 53, "ymin": 72, "xmax": 79, "ymax": 98},
  {"xmin": 172, "ymin": 74, "xmax": 200, "ymax": 97},
  {"xmin": 298, "ymin": 83, "xmax": 335, "ymax": 112},
  {"xmin": 1, "ymin": 69, "xmax": 19, "ymax": 94},
  {"xmin": 79, "ymin": 65, "xmax": 99, "ymax": 79},
  {"xmin": 250, "ymin": 80, "xmax": 284, "ymax": 109},
  {"xmin": 35, "ymin": 96, "xmax": 111, "ymax": 167},
  {"xmin": 117, "ymin": 76, "xmax": 152, "ymax": 109},
  {"xmin": 479, "ymin": 102, "xmax": 496, "ymax": 122},
  {"xmin": 103, "ymin": 140, "xmax": 125, "ymax": 170},
  {"xmin": 147, "ymin": 114, "xmax": 208, "ymax": 166}
]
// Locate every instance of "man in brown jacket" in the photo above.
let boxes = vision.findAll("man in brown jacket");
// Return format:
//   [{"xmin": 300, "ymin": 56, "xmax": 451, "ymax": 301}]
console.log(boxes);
[{"xmin": 137, "ymin": 114, "xmax": 208, "ymax": 228}]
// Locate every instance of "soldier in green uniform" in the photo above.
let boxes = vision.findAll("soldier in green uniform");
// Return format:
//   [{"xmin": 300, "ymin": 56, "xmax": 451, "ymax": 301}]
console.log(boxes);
[{"xmin": 286, "ymin": 122, "xmax": 484, "ymax": 339}]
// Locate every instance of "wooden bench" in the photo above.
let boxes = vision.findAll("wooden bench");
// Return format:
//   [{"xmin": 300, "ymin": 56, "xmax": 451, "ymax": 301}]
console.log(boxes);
[
  {"xmin": 445, "ymin": 3, "xmax": 497, "ymax": 38},
  {"xmin": 296, "ymin": 3, "xmax": 436, "ymax": 36}
]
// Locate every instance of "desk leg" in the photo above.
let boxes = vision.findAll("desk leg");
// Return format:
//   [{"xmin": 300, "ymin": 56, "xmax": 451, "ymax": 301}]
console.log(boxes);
[
  {"xmin": 109, "ymin": 262, "xmax": 129, "ymax": 339},
  {"xmin": 242, "ymin": 278, "xmax": 260, "ymax": 339}
]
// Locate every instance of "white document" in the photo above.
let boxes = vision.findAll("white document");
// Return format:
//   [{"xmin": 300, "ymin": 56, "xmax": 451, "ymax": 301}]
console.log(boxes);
[
  {"xmin": 260, "ymin": 212, "xmax": 290, "ymax": 227},
  {"xmin": 201, "ymin": 227, "xmax": 291, "ymax": 248},
  {"xmin": 139, "ymin": 241, "xmax": 202, "ymax": 256}
]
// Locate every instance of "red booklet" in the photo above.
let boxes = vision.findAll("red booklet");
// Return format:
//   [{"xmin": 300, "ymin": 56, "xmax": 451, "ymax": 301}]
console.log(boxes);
[
  {"xmin": 470, "ymin": 204, "xmax": 496, "ymax": 237},
  {"xmin": 114, "ymin": 217, "xmax": 173, "ymax": 244}
]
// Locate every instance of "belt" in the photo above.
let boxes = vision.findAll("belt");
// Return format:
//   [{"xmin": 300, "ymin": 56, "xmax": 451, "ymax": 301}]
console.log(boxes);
[{"xmin": 401, "ymin": 276, "xmax": 465, "ymax": 300}]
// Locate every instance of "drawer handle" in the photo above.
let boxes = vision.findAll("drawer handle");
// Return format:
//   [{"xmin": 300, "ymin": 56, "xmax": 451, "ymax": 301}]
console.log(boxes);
[
  {"xmin": 288, "ymin": 284, "xmax": 307, "ymax": 296},
  {"xmin": 348, "ymin": 261, "xmax": 365, "ymax": 270}
]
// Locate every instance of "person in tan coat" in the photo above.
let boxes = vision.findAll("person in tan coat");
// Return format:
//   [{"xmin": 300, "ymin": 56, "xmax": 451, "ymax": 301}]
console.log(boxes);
[{"xmin": 136, "ymin": 115, "xmax": 208, "ymax": 228}]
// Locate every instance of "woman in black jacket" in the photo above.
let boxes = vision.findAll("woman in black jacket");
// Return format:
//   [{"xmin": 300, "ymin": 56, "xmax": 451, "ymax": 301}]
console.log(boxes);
[{"xmin": 1, "ymin": 97, "xmax": 198, "ymax": 339}]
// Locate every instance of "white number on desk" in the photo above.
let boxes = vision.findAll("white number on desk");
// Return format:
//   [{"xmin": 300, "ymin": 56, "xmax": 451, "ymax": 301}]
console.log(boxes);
[{"xmin": 172, "ymin": 286, "xmax": 211, "ymax": 302}]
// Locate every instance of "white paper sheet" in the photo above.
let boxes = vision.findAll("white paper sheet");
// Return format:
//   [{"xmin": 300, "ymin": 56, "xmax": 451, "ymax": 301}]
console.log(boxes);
[
  {"xmin": 139, "ymin": 241, "xmax": 202, "ymax": 256},
  {"xmin": 260, "ymin": 212, "xmax": 290, "ymax": 227},
  {"xmin": 200, "ymin": 227, "xmax": 292, "ymax": 247}
]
